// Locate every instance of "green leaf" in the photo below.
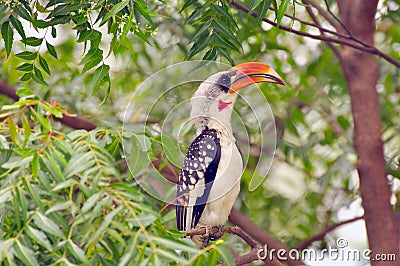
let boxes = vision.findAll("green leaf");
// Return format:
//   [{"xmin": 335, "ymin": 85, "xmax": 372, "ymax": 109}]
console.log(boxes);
[
  {"xmin": 101, "ymin": 0, "xmax": 129, "ymax": 25},
  {"xmin": 25, "ymin": 226, "xmax": 53, "ymax": 251},
  {"xmin": 134, "ymin": 0, "xmax": 157, "ymax": 26},
  {"xmin": 216, "ymin": 246, "xmax": 235, "ymax": 266},
  {"xmin": 151, "ymin": 237, "xmax": 199, "ymax": 254},
  {"xmin": 0, "ymin": 134, "xmax": 10, "ymax": 150},
  {"xmin": 0, "ymin": 239, "xmax": 14, "ymax": 252},
  {"xmin": 161, "ymin": 135, "xmax": 181, "ymax": 167},
  {"xmin": 80, "ymin": 48, "xmax": 103, "ymax": 73},
  {"xmin": 33, "ymin": 19, "xmax": 48, "ymax": 28},
  {"xmin": 211, "ymin": 20, "xmax": 238, "ymax": 44},
  {"xmin": 203, "ymin": 47, "xmax": 217, "ymax": 60},
  {"xmin": 210, "ymin": 4, "xmax": 238, "ymax": 29},
  {"xmin": 46, "ymin": 41, "xmax": 58, "ymax": 58},
  {"xmin": 45, "ymin": 201, "xmax": 71, "ymax": 215},
  {"xmin": 2, "ymin": 21, "xmax": 13, "ymax": 56},
  {"xmin": 277, "ymin": 0, "xmax": 290, "ymax": 25},
  {"xmin": 33, "ymin": 67, "xmax": 48, "ymax": 85},
  {"xmin": 87, "ymin": 206, "xmax": 122, "ymax": 246},
  {"xmin": 81, "ymin": 192, "xmax": 102, "ymax": 213},
  {"xmin": 186, "ymin": 34, "xmax": 211, "ymax": 59},
  {"xmin": 255, "ymin": 0, "xmax": 273, "ymax": 23},
  {"xmin": 180, "ymin": 0, "xmax": 197, "ymax": 12},
  {"xmin": 8, "ymin": 119, "xmax": 18, "ymax": 145},
  {"xmin": 128, "ymin": 140, "xmax": 150, "ymax": 177},
  {"xmin": 14, "ymin": 5, "xmax": 32, "ymax": 22},
  {"xmin": 131, "ymin": 213, "xmax": 157, "ymax": 227},
  {"xmin": 0, "ymin": 187, "xmax": 12, "ymax": 205},
  {"xmin": 185, "ymin": 5, "xmax": 206, "ymax": 24},
  {"xmin": 21, "ymin": 114, "xmax": 30, "ymax": 147},
  {"xmin": 217, "ymin": 47, "xmax": 234, "ymax": 65},
  {"xmin": 31, "ymin": 151, "xmax": 39, "ymax": 179},
  {"xmin": 213, "ymin": 33, "xmax": 241, "ymax": 53},
  {"xmin": 15, "ymin": 51, "xmax": 38, "ymax": 60},
  {"xmin": 39, "ymin": 55, "xmax": 51, "ymax": 75},
  {"xmin": 16, "ymin": 63, "xmax": 33, "ymax": 72},
  {"xmin": 91, "ymin": 64, "xmax": 110, "ymax": 95},
  {"xmin": 33, "ymin": 212, "xmax": 65, "ymax": 239},
  {"xmin": 63, "ymin": 151, "xmax": 95, "ymax": 178},
  {"xmin": 13, "ymin": 240, "xmax": 40, "ymax": 266},
  {"xmin": 77, "ymin": 29, "xmax": 102, "ymax": 43},
  {"xmin": 68, "ymin": 240, "xmax": 86, "ymax": 262},
  {"xmin": 20, "ymin": 72, "xmax": 32, "ymax": 82},
  {"xmin": 51, "ymin": 26, "xmax": 56, "ymax": 38},
  {"xmin": 155, "ymin": 249, "xmax": 189, "ymax": 264},
  {"xmin": 21, "ymin": 37, "xmax": 43, "ymax": 46},
  {"xmin": 31, "ymin": 108, "xmax": 51, "ymax": 132},
  {"xmin": 10, "ymin": 15, "xmax": 26, "ymax": 39}
]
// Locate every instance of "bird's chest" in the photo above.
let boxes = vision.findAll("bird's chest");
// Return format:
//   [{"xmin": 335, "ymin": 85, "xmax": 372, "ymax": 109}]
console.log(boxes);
[
  {"xmin": 199, "ymin": 141, "xmax": 243, "ymax": 225},
  {"xmin": 208, "ymin": 141, "xmax": 243, "ymax": 202}
]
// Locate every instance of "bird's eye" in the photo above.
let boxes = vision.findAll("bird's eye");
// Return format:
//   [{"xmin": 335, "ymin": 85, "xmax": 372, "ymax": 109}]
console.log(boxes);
[{"xmin": 218, "ymin": 75, "xmax": 231, "ymax": 92}]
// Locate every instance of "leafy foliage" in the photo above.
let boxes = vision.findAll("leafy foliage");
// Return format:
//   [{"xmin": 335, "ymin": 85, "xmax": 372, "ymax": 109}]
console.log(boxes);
[
  {"xmin": 0, "ymin": 0, "xmax": 399, "ymax": 264},
  {"xmin": 0, "ymin": 93, "xmax": 234, "ymax": 264}
]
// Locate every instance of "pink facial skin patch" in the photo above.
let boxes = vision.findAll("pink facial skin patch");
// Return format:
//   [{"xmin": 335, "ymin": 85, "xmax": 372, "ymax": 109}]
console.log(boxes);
[{"xmin": 218, "ymin": 100, "xmax": 232, "ymax": 111}]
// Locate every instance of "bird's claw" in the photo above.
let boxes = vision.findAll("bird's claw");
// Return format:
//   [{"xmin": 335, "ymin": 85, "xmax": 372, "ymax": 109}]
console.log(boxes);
[
  {"xmin": 192, "ymin": 224, "xmax": 225, "ymax": 248},
  {"xmin": 210, "ymin": 224, "xmax": 224, "ymax": 240}
]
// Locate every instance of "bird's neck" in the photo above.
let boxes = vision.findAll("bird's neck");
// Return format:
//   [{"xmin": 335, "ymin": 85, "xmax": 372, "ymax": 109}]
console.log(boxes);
[{"xmin": 190, "ymin": 100, "xmax": 235, "ymax": 141}]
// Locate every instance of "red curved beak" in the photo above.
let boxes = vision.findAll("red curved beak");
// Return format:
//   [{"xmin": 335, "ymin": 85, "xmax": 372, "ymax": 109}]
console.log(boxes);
[{"xmin": 229, "ymin": 62, "xmax": 285, "ymax": 94}]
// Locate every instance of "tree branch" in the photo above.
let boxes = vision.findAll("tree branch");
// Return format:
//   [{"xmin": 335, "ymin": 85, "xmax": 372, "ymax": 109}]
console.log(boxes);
[
  {"xmin": 303, "ymin": 0, "xmax": 341, "ymax": 58},
  {"xmin": 295, "ymin": 216, "xmax": 364, "ymax": 250},
  {"xmin": 230, "ymin": 1, "xmax": 400, "ymax": 68},
  {"xmin": 229, "ymin": 208, "xmax": 304, "ymax": 266},
  {"xmin": 185, "ymin": 226, "xmax": 283, "ymax": 266},
  {"xmin": 0, "ymin": 80, "xmax": 97, "ymax": 130}
]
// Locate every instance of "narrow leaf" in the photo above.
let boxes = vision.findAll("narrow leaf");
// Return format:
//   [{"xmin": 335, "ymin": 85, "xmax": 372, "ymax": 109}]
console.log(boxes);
[
  {"xmin": 91, "ymin": 64, "xmax": 110, "ymax": 95},
  {"xmin": 15, "ymin": 51, "xmax": 38, "ymax": 60},
  {"xmin": 68, "ymin": 240, "xmax": 86, "ymax": 262},
  {"xmin": 39, "ymin": 55, "xmax": 51, "ymax": 75},
  {"xmin": 210, "ymin": 4, "xmax": 238, "ymax": 29},
  {"xmin": 1, "ymin": 21, "xmax": 13, "ymax": 56},
  {"xmin": 25, "ymin": 226, "xmax": 53, "ymax": 251},
  {"xmin": 33, "ymin": 212, "xmax": 65, "ymax": 239},
  {"xmin": 46, "ymin": 41, "xmax": 57, "ymax": 58},
  {"xmin": 277, "ymin": 0, "xmax": 290, "ymax": 25},
  {"xmin": 13, "ymin": 240, "xmax": 40, "ymax": 266},
  {"xmin": 21, "ymin": 114, "xmax": 30, "ymax": 147},
  {"xmin": 16, "ymin": 63, "xmax": 33, "ymax": 72},
  {"xmin": 151, "ymin": 237, "xmax": 199, "ymax": 254},
  {"xmin": 101, "ymin": 0, "xmax": 129, "ymax": 24},
  {"xmin": 10, "ymin": 15, "xmax": 26, "ymax": 39},
  {"xmin": 87, "ymin": 206, "xmax": 122, "ymax": 246},
  {"xmin": 33, "ymin": 67, "xmax": 48, "ymax": 85},
  {"xmin": 21, "ymin": 37, "xmax": 43, "ymax": 46}
]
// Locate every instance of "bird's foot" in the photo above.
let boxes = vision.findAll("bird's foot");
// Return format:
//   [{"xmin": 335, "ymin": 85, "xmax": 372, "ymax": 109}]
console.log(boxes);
[
  {"xmin": 191, "ymin": 224, "xmax": 225, "ymax": 248},
  {"xmin": 191, "ymin": 223, "xmax": 212, "ymax": 248},
  {"xmin": 209, "ymin": 224, "xmax": 224, "ymax": 240}
]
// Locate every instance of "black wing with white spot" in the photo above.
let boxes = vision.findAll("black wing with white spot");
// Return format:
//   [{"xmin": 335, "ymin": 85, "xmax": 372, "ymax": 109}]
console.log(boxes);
[{"xmin": 176, "ymin": 129, "xmax": 221, "ymax": 231}]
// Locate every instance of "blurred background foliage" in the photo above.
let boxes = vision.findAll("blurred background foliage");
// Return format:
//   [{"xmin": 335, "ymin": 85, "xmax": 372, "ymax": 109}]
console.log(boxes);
[{"xmin": 0, "ymin": 0, "xmax": 399, "ymax": 265}]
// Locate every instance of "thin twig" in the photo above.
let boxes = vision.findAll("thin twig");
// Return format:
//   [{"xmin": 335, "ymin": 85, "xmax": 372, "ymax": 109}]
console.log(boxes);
[
  {"xmin": 185, "ymin": 225, "xmax": 283, "ymax": 266},
  {"xmin": 230, "ymin": 1, "xmax": 400, "ymax": 68},
  {"xmin": 295, "ymin": 216, "xmax": 364, "ymax": 250},
  {"xmin": 301, "ymin": 0, "xmax": 340, "ymax": 29},
  {"xmin": 303, "ymin": 1, "xmax": 341, "ymax": 58}
]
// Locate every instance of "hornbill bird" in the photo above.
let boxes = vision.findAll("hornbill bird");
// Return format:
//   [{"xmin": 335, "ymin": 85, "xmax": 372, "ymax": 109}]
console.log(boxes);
[{"xmin": 176, "ymin": 62, "xmax": 284, "ymax": 247}]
